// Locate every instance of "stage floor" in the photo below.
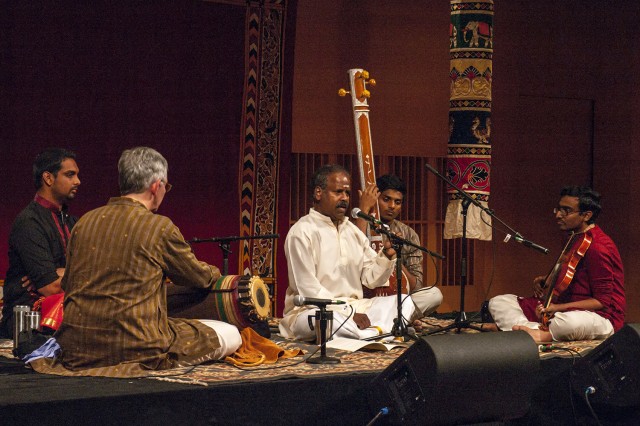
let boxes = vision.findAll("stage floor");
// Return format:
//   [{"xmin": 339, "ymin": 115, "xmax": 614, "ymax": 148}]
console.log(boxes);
[{"xmin": 0, "ymin": 318, "xmax": 636, "ymax": 425}]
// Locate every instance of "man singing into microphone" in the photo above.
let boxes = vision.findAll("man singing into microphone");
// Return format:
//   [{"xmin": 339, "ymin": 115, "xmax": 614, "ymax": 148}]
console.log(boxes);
[{"xmin": 279, "ymin": 164, "xmax": 416, "ymax": 341}]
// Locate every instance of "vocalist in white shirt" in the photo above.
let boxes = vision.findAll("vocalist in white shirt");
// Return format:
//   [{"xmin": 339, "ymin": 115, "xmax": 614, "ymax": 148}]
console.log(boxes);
[{"xmin": 278, "ymin": 164, "xmax": 416, "ymax": 341}]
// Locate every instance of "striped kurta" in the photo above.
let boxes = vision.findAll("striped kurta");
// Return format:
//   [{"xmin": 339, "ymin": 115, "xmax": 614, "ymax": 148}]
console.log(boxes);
[{"xmin": 31, "ymin": 197, "xmax": 222, "ymax": 377}]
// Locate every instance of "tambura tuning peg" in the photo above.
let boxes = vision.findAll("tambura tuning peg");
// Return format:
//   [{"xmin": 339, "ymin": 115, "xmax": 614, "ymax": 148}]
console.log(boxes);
[
  {"xmin": 338, "ymin": 88, "xmax": 349, "ymax": 97},
  {"xmin": 367, "ymin": 78, "xmax": 376, "ymax": 87},
  {"xmin": 361, "ymin": 89, "xmax": 371, "ymax": 98}
]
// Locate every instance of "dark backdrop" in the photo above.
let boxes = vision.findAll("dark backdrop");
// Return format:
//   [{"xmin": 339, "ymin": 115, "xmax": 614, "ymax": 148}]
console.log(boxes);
[
  {"xmin": 1, "ymin": 2, "xmax": 247, "ymax": 274},
  {"xmin": 2, "ymin": 1, "xmax": 638, "ymax": 321},
  {"xmin": 289, "ymin": 0, "xmax": 639, "ymax": 321}
]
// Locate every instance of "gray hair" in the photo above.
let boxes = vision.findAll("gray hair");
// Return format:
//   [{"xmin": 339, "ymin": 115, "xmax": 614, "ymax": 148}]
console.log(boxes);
[{"xmin": 118, "ymin": 147, "xmax": 168, "ymax": 195}]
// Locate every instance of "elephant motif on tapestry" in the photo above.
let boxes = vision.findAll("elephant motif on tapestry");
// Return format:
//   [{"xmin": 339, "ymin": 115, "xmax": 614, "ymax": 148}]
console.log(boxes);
[{"xmin": 463, "ymin": 21, "xmax": 492, "ymax": 48}]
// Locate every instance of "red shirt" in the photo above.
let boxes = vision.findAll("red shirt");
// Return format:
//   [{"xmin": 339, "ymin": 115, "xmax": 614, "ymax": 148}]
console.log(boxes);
[{"xmin": 555, "ymin": 225, "xmax": 626, "ymax": 331}]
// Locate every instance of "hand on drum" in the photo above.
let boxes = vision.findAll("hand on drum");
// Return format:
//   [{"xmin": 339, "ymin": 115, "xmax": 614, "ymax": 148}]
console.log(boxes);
[{"xmin": 352, "ymin": 313, "xmax": 371, "ymax": 330}]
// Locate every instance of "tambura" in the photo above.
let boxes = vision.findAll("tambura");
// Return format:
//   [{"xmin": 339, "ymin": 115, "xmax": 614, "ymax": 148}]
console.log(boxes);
[{"xmin": 210, "ymin": 275, "xmax": 271, "ymax": 329}]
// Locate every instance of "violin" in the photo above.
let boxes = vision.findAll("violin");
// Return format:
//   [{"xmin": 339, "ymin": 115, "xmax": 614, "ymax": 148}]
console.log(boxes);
[{"xmin": 539, "ymin": 230, "xmax": 593, "ymax": 330}]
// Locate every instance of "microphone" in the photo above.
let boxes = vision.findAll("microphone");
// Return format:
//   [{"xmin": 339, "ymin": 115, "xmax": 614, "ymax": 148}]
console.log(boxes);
[
  {"xmin": 514, "ymin": 234, "xmax": 550, "ymax": 254},
  {"xmin": 293, "ymin": 295, "xmax": 346, "ymax": 307},
  {"xmin": 351, "ymin": 208, "xmax": 389, "ymax": 229}
]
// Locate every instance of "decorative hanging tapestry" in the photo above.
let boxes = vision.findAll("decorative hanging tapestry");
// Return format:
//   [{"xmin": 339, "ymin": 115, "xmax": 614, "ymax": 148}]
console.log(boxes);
[
  {"xmin": 445, "ymin": 0, "xmax": 493, "ymax": 240},
  {"xmin": 239, "ymin": 0, "xmax": 287, "ymax": 276}
]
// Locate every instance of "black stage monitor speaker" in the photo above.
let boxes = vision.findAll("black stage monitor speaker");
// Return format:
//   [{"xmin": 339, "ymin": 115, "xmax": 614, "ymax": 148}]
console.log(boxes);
[
  {"xmin": 368, "ymin": 330, "xmax": 540, "ymax": 425},
  {"xmin": 571, "ymin": 323, "xmax": 640, "ymax": 407}
]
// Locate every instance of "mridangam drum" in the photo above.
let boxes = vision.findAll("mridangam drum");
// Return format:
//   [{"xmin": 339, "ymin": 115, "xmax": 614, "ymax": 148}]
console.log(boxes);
[{"xmin": 210, "ymin": 275, "xmax": 271, "ymax": 329}]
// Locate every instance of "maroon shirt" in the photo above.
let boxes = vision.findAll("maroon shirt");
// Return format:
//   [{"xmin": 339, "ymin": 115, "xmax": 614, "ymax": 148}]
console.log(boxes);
[
  {"xmin": 557, "ymin": 225, "xmax": 625, "ymax": 330},
  {"xmin": 519, "ymin": 225, "xmax": 626, "ymax": 331}
]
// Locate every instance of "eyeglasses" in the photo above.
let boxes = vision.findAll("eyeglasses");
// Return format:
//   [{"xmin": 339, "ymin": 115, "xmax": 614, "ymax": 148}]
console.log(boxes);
[
  {"xmin": 162, "ymin": 181, "xmax": 172, "ymax": 193},
  {"xmin": 553, "ymin": 207, "xmax": 581, "ymax": 217}
]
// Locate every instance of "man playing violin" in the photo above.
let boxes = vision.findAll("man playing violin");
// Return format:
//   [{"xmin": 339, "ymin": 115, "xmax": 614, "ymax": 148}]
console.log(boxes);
[
  {"xmin": 356, "ymin": 174, "xmax": 442, "ymax": 318},
  {"xmin": 488, "ymin": 186, "xmax": 625, "ymax": 343}
]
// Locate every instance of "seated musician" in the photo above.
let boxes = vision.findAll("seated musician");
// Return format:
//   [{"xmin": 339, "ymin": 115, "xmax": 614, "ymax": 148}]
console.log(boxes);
[
  {"xmin": 1, "ymin": 148, "xmax": 80, "ymax": 338},
  {"xmin": 356, "ymin": 174, "xmax": 443, "ymax": 318},
  {"xmin": 488, "ymin": 186, "xmax": 625, "ymax": 343},
  {"xmin": 29, "ymin": 147, "xmax": 241, "ymax": 376},
  {"xmin": 279, "ymin": 164, "xmax": 419, "ymax": 341}
]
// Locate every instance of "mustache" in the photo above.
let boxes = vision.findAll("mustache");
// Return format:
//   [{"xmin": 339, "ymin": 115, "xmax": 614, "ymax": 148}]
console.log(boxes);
[{"xmin": 337, "ymin": 201, "xmax": 348, "ymax": 208}]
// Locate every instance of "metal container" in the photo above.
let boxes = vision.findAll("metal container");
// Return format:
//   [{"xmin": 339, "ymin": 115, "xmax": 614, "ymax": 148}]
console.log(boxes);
[
  {"xmin": 12, "ymin": 305, "xmax": 31, "ymax": 348},
  {"xmin": 308, "ymin": 310, "xmax": 334, "ymax": 345},
  {"xmin": 25, "ymin": 311, "xmax": 41, "ymax": 333}
]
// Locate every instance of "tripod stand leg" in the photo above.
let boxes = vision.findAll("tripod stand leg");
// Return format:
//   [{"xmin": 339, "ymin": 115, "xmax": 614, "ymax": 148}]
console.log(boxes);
[
  {"xmin": 423, "ymin": 199, "xmax": 488, "ymax": 336},
  {"xmin": 306, "ymin": 309, "xmax": 340, "ymax": 364}
]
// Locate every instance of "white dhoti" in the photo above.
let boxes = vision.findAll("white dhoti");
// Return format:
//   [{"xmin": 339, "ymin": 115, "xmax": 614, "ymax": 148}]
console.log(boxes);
[
  {"xmin": 488, "ymin": 294, "xmax": 614, "ymax": 341},
  {"xmin": 280, "ymin": 294, "xmax": 416, "ymax": 341}
]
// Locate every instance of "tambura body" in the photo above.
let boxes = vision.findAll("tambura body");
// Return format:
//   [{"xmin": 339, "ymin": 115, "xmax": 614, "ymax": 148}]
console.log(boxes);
[
  {"xmin": 363, "ymin": 268, "xmax": 409, "ymax": 298},
  {"xmin": 363, "ymin": 236, "xmax": 409, "ymax": 297},
  {"xmin": 211, "ymin": 275, "xmax": 271, "ymax": 329}
]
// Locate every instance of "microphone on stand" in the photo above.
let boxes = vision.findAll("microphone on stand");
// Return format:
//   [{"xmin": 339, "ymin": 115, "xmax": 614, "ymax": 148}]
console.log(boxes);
[
  {"xmin": 293, "ymin": 295, "xmax": 346, "ymax": 307},
  {"xmin": 513, "ymin": 234, "xmax": 550, "ymax": 254},
  {"xmin": 351, "ymin": 208, "xmax": 389, "ymax": 229}
]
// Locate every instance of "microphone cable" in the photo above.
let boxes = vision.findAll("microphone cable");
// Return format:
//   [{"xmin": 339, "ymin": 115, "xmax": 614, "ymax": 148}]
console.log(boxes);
[{"xmin": 366, "ymin": 407, "xmax": 390, "ymax": 426}]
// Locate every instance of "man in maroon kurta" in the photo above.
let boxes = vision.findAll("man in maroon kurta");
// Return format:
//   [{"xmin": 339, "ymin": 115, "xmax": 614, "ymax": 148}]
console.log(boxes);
[
  {"xmin": 488, "ymin": 186, "xmax": 625, "ymax": 343},
  {"xmin": 31, "ymin": 147, "xmax": 241, "ymax": 377}
]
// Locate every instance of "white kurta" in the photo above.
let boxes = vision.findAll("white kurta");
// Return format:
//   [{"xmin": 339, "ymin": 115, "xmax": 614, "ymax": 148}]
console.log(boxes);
[{"xmin": 280, "ymin": 208, "xmax": 408, "ymax": 340}]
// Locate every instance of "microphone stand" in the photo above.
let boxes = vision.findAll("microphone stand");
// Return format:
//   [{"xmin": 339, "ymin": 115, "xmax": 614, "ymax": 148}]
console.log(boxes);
[
  {"xmin": 424, "ymin": 164, "xmax": 549, "ymax": 335},
  {"xmin": 307, "ymin": 307, "xmax": 340, "ymax": 364},
  {"xmin": 364, "ymin": 225, "xmax": 444, "ymax": 342},
  {"xmin": 425, "ymin": 164, "xmax": 549, "ymax": 255},
  {"xmin": 188, "ymin": 234, "xmax": 279, "ymax": 275}
]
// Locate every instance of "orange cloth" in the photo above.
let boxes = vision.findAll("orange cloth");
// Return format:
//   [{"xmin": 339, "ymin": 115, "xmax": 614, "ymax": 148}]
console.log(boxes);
[{"xmin": 225, "ymin": 327, "xmax": 303, "ymax": 367}]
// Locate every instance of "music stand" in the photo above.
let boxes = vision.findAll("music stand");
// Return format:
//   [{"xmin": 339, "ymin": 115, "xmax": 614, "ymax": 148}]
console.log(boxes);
[{"xmin": 424, "ymin": 164, "xmax": 549, "ymax": 335}]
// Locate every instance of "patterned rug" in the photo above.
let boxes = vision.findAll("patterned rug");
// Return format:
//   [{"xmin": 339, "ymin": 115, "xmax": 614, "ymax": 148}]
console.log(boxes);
[{"xmin": 0, "ymin": 317, "xmax": 602, "ymax": 387}]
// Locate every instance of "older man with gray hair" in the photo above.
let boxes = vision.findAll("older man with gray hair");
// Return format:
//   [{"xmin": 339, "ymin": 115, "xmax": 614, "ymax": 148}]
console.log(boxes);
[{"xmin": 30, "ymin": 147, "xmax": 241, "ymax": 377}]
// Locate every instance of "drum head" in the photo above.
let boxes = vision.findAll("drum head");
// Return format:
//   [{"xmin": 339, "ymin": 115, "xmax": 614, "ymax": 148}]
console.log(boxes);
[{"xmin": 248, "ymin": 276, "xmax": 271, "ymax": 320}]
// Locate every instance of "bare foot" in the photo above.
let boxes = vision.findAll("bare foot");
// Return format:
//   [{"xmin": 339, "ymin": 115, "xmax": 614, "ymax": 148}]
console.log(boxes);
[
  {"xmin": 412, "ymin": 319, "xmax": 426, "ymax": 333},
  {"xmin": 480, "ymin": 323, "xmax": 499, "ymax": 332},
  {"xmin": 512, "ymin": 325, "xmax": 552, "ymax": 343}
]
